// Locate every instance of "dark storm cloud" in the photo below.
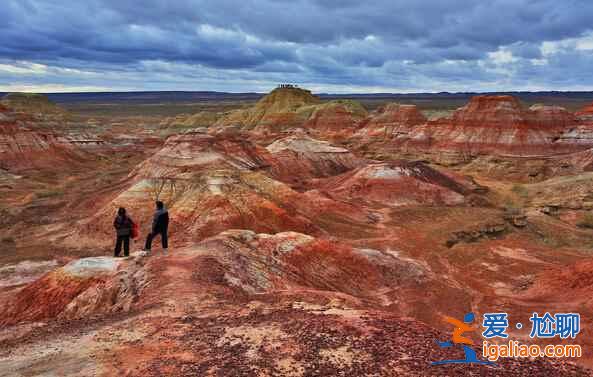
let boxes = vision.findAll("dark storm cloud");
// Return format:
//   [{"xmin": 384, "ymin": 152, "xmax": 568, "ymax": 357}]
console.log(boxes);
[{"xmin": 1, "ymin": 0, "xmax": 593, "ymax": 92}]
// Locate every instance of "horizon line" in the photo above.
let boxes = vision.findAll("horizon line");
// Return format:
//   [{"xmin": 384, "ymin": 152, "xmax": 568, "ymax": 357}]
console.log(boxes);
[{"xmin": 3, "ymin": 89, "xmax": 593, "ymax": 96}]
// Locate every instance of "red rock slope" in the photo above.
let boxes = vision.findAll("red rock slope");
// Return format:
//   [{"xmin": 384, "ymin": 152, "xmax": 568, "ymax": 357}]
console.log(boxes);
[
  {"xmin": 77, "ymin": 130, "xmax": 377, "ymax": 246},
  {"xmin": 1, "ymin": 232, "xmax": 588, "ymax": 376},
  {"xmin": 405, "ymin": 96, "xmax": 579, "ymax": 156},
  {"xmin": 0, "ymin": 103, "xmax": 83, "ymax": 170},
  {"xmin": 356, "ymin": 102, "xmax": 427, "ymax": 140},
  {"xmin": 355, "ymin": 96, "xmax": 593, "ymax": 164}
]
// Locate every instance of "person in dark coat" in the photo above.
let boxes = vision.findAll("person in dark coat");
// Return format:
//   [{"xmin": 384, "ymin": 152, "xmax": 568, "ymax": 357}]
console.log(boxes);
[
  {"xmin": 143, "ymin": 201, "xmax": 169, "ymax": 255},
  {"xmin": 113, "ymin": 207, "xmax": 134, "ymax": 257}
]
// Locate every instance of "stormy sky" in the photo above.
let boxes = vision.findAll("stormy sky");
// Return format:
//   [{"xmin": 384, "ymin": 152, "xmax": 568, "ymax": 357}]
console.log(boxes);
[{"xmin": 1, "ymin": 0, "xmax": 593, "ymax": 93}]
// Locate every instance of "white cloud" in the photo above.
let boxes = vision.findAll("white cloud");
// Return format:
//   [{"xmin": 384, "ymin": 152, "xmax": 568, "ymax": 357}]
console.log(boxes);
[
  {"xmin": 0, "ymin": 62, "xmax": 48, "ymax": 75},
  {"xmin": 488, "ymin": 49, "xmax": 517, "ymax": 64},
  {"xmin": 541, "ymin": 31, "xmax": 593, "ymax": 56},
  {"xmin": 0, "ymin": 83, "xmax": 117, "ymax": 93}
]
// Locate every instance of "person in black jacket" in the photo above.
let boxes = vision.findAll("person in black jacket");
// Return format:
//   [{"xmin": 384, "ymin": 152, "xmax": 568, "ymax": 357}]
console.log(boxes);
[
  {"xmin": 113, "ymin": 207, "xmax": 134, "ymax": 257},
  {"xmin": 143, "ymin": 201, "xmax": 169, "ymax": 255}
]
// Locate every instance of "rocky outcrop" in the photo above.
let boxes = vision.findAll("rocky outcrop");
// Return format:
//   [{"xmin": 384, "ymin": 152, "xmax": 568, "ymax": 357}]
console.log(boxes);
[
  {"xmin": 422, "ymin": 96, "xmax": 575, "ymax": 154},
  {"xmin": 298, "ymin": 100, "xmax": 368, "ymax": 139},
  {"xmin": 556, "ymin": 102, "xmax": 593, "ymax": 147},
  {"xmin": 266, "ymin": 134, "xmax": 366, "ymax": 187},
  {"xmin": 317, "ymin": 161, "xmax": 468, "ymax": 207},
  {"xmin": 356, "ymin": 103, "xmax": 427, "ymax": 140},
  {"xmin": 0, "ymin": 104, "xmax": 83, "ymax": 170},
  {"xmin": 528, "ymin": 172, "xmax": 593, "ymax": 210},
  {"xmin": 134, "ymin": 130, "xmax": 363, "ymax": 184},
  {"xmin": 445, "ymin": 221, "xmax": 509, "ymax": 247},
  {"xmin": 130, "ymin": 129, "xmax": 273, "ymax": 179},
  {"xmin": 80, "ymin": 131, "xmax": 376, "ymax": 245},
  {"xmin": 214, "ymin": 87, "xmax": 367, "ymax": 138},
  {"xmin": 371, "ymin": 95, "xmax": 593, "ymax": 165},
  {"xmin": 2, "ymin": 231, "xmax": 585, "ymax": 376},
  {"xmin": 199, "ymin": 229, "xmax": 426, "ymax": 296},
  {"xmin": 1, "ymin": 93, "xmax": 67, "ymax": 118},
  {"xmin": 0, "ymin": 256, "xmax": 147, "ymax": 326},
  {"xmin": 214, "ymin": 86, "xmax": 320, "ymax": 131}
]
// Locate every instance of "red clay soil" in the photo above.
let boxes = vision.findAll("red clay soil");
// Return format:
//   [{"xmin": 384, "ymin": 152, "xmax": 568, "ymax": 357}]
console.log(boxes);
[
  {"xmin": 1, "ymin": 232, "xmax": 590, "ymax": 376},
  {"xmin": 77, "ymin": 131, "xmax": 381, "ymax": 247},
  {"xmin": 0, "ymin": 105, "xmax": 83, "ymax": 171},
  {"xmin": 4, "ymin": 88, "xmax": 593, "ymax": 376},
  {"xmin": 0, "ymin": 271, "xmax": 103, "ymax": 326},
  {"xmin": 356, "ymin": 103, "xmax": 427, "ymax": 141}
]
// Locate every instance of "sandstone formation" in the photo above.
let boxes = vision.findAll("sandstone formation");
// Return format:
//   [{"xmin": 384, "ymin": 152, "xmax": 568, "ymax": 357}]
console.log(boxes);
[
  {"xmin": 353, "ymin": 95, "xmax": 593, "ymax": 166},
  {"xmin": 318, "ymin": 161, "xmax": 468, "ymax": 207},
  {"xmin": 214, "ymin": 87, "xmax": 367, "ymax": 139},
  {"xmin": 265, "ymin": 134, "xmax": 366, "ymax": 187},
  {"xmin": 5, "ymin": 88, "xmax": 593, "ymax": 375},
  {"xmin": 412, "ymin": 96, "xmax": 579, "ymax": 156},
  {"xmin": 0, "ymin": 256, "xmax": 146, "ymax": 326},
  {"xmin": 80, "ymin": 130, "xmax": 377, "ymax": 245},
  {"xmin": 298, "ymin": 99, "xmax": 367, "ymax": 139},
  {"xmin": 554, "ymin": 102, "xmax": 593, "ymax": 149},
  {"xmin": 1, "ymin": 232, "xmax": 588, "ymax": 376},
  {"xmin": 1, "ymin": 92, "xmax": 67, "ymax": 118},
  {"xmin": 214, "ymin": 86, "xmax": 320, "ymax": 131},
  {"xmin": 0, "ymin": 104, "xmax": 82, "ymax": 170},
  {"xmin": 356, "ymin": 102, "xmax": 427, "ymax": 140}
]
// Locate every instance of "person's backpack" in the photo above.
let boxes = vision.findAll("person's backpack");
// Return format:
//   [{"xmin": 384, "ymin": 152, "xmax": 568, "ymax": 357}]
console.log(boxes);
[{"xmin": 131, "ymin": 221, "xmax": 139, "ymax": 239}]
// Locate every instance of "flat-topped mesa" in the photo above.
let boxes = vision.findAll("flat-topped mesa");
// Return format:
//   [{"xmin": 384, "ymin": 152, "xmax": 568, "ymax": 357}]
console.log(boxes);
[
  {"xmin": 256, "ymin": 86, "xmax": 320, "ymax": 113},
  {"xmin": 0, "ymin": 104, "xmax": 83, "ymax": 170},
  {"xmin": 1, "ymin": 92, "xmax": 67, "ymax": 117},
  {"xmin": 214, "ymin": 86, "xmax": 320, "ymax": 131},
  {"xmin": 214, "ymin": 87, "xmax": 370, "ymax": 139},
  {"xmin": 389, "ymin": 95, "xmax": 589, "ymax": 159},
  {"xmin": 356, "ymin": 103, "xmax": 427, "ymax": 139},
  {"xmin": 300, "ymin": 100, "xmax": 368, "ymax": 139},
  {"xmin": 447, "ymin": 95, "xmax": 524, "ymax": 126},
  {"xmin": 442, "ymin": 96, "xmax": 575, "ymax": 130}
]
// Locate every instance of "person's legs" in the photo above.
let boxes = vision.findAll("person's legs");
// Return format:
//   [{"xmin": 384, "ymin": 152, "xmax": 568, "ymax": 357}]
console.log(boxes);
[
  {"xmin": 161, "ymin": 231, "xmax": 168, "ymax": 254},
  {"xmin": 144, "ymin": 232, "xmax": 154, "ymax": 251},
  {"xmin": 114, "ymin": 236, "xmax": 123, "ymax": 257},
  {"xmin": 123, "ymin": 236, "xmax": 130, "ymax": 257}
]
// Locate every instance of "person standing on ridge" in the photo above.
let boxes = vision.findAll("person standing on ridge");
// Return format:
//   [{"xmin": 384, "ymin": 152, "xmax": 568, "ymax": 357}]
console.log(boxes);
[
  {"xmin": 143, "ymin": 201, "xmax": 169, "ymax": 255},
  {"xmin": 113, "ymin": 207, "xmax": 134, "ymax": 257}
]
